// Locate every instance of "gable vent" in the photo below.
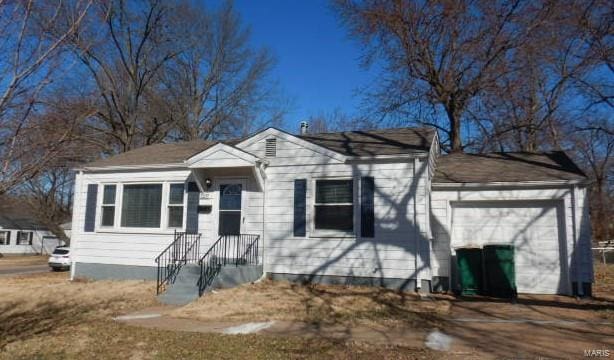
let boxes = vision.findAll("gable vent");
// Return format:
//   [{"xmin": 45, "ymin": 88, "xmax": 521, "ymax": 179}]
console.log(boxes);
[{"xmin": 265, "ymin": 138, "xmax": 277, "ymax": 157}]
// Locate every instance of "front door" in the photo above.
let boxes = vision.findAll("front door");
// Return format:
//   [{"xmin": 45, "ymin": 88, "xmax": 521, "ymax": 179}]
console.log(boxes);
[{"xmin": 218, "ymin": 180, "xmax": 245, "ymax": 235}]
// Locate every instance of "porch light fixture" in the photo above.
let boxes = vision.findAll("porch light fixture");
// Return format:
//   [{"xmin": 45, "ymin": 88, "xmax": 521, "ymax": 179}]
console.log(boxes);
[{"xmin": 204, "ymin": 178, "xmax": 212, "ymax": 188}]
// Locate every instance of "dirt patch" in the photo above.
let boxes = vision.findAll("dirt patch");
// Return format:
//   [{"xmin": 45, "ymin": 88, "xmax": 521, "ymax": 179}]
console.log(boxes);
[
  {"xmin": 170, "ymin": 279, "xmax": 451, "ymax": 327},
  {"xmin": 0, "ymin": 255, "xmax": 48, "ymax": 268}
]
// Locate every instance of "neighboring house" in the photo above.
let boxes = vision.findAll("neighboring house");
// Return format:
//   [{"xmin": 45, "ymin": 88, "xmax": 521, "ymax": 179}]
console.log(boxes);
[
  {"xmin": 69, "ymin": 126, "xmax": 593, "ymax": 298},
  {"xmin": 0, "ymin": 213, "xmax": 62, "ymax": 255}
]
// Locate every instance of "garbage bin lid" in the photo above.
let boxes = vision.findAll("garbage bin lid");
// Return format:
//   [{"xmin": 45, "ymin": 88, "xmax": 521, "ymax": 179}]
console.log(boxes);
[{"xmin": 454, "ymin": 245, "xmax": 482, "ymax": 250}]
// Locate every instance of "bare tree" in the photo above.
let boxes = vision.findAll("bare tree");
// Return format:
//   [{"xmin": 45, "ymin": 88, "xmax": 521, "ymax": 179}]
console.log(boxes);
[
  {"xmin": 569, "ymin": 119, "xmax": 613, "ymax": 242},
  {"xmin": 159, "ymin": 1, "xmax": 279, "ymax": 141},
  {"xmin": 333, "ymin": 0, "xmax": 579, "ymax": 152},
  {"xmin": 475, "ymin": 0, "xmax": 612, "ymax": 152},
  {"xmin": 21, "ymin": 167, "xmax": 74, "ymax": 243},
  {"xmin": 0, "ymin": 0, "xmax": 92, "ymax": 194},
  {"xmin": 56, "ymin": 0, "xmax": 180, "ymax": 153}
]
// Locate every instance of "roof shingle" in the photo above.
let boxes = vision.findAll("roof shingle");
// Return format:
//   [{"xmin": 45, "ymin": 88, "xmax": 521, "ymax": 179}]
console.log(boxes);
[
  {"xmin": 433, "ymin": 151, "xmax": 587, "ymax": 184},
  {"xmin": 84, "ymin": 127, "xmax": 436, "ymax": 168},
  {"xmin": 85, "ymin": 141, "xmax": 215, "ymax": 168},
  {"xmin": 298, "ymin": 127, "xmax": 436, "ymax": 156}
]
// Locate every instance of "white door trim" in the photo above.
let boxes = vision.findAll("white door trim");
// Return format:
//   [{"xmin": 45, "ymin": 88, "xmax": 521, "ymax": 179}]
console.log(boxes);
[{"xmin": 212, "ymin": 177, "xmax": 247, "ymax": 235}]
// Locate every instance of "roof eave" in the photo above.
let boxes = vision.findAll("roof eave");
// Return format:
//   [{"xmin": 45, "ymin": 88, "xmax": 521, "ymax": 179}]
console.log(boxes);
[
  {"xmin": 78, "ymin": 163, "xmax": 188, "ymax": 172},
  {"xmin": 432, "ymin": 179, "xmax": 589, "ymax": 189},
  {"xmin": 345, "ymin": 152, "xmax": 429, "ymax": 161}
]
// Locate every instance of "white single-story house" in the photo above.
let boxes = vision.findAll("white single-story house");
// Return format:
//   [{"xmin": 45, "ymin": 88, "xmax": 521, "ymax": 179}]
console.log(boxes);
[
  {"xmin": 69, "ymin": 126, "xmax": 594, "ymax": 299},
  {"xmin": 0, "ymin": 213, "xmax": 61, "ymax": 255}
]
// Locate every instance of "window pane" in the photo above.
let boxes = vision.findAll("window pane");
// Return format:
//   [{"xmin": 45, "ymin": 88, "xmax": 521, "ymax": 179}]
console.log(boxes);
[
  {"xmin": 315, "ymin": 205, "xmax": 353, "ymax": 231},
  {"xmin": 168, "ymin": 206, "xmax": 183, "ymax": 228},
  {"xmin": 219, "ymin": 212, "xmax": 241, "ymax": 235},
  {"xmin": 17, "ymin": 232, "xmax": 32, "ymax": 245},
  {"xmin": 121, "ymin": 184, "xmax": 162, "ymax": 228},
  {"xmin": 169, "ymin": 184, "xmax": 184, "ymax": 204},
  {"xmin": 316, "ymin": 180, "xmax": 353, "ymax": 204},
  {"xmin": 0, "ymin": 231, "xmax": 8, "ymax": 245},
  {"xmin": 101, "ymin": 206, "xmax": 115, "ymax": 226},
  {"xmin": 220, "ymin": 184, "xmax": 242, "ymax": 210},
  {"xmin": 103, "ymin": 185, "xmax": 116, "ymax": 204}
]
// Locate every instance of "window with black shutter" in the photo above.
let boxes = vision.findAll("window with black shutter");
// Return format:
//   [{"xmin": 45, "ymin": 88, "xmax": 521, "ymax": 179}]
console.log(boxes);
[{"xmin": 314, "ymin": 179, "xmax": 354, "ymax": 232}]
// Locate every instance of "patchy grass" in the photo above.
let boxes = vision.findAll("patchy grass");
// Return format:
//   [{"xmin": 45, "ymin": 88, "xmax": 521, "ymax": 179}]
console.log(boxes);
[
  {"xmin": 593, "ymin": 263, "xmax": 614, "ymax": 320},
  {"xmin": 594, "ymin": 263, "xmax": 614, "ymax": 298},
  {"xmin": 0, "ymin": 255, "xmax": 48, "ymax": 268},
  {"xmin": 1, "ymin": 264, "xmax": 612, "ymax": 359},
  {"xmin": 0, "ymin": 272, "xmax": 156, "ymax": 349},
  {"xmin": 0, "ymin": 272, "xmax": 447, "ymax": 359},
  {"xmin": 171, "ymin": 279, "xmax": 451, "ymax": 327},
  {"xmin": 1, "ymin": 320, "xmax": 446, "ymax": 360}
]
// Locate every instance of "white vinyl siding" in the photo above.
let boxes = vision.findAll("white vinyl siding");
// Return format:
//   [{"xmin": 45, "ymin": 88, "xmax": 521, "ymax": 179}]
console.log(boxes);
[{"xmin": 246, "ymin": 135, "xmax": 429, "ymax": 281}]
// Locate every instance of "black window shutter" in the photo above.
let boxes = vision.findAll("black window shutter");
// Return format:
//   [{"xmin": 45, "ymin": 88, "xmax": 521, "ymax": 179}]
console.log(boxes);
[
  {"xmin": 186, "ymin": 182, "xmax": 200, "ymax": 234},
  {"xmin": 293, "ymin": 179, "xmax": 307, "ymax": 237},
  {"xmin": 361, "ymin": 177, "xmax": 375, "ymax": 238},
  {"xmin": 84, "ymin": 184, "xmax": 98, "ymax": 232}
]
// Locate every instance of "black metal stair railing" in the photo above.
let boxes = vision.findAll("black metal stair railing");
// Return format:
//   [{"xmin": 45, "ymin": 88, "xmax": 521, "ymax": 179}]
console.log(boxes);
[
  {"xmin": 197, "ymin": 234, "xmax": 260, "ymax": 296},
  {"xmin": 155, "ymin": 230, "xmax": 201, "ymax": 295}
]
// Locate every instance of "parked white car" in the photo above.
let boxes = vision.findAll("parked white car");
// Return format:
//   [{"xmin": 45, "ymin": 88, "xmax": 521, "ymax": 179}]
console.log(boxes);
[{"xmin": 48, "ymin": 246, "xmax": 71, "ymax": 271}]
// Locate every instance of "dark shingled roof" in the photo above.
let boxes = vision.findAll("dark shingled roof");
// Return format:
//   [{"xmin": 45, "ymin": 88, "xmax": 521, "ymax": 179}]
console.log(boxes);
[
  {"xmin": 433, "ymin": 151, "xmax": 587, "ymax": 184},
  {"xmin": 86, "ymin": 141, "xmax": 215, "ymax": 168},
  {"xmin": 84, "ymin": 127, "xmax": 436, "ymax": 168},
  {"xmin": 299, "ymin": 127, "xmax": 436, "ymax": 156},
  {"xmin": 0, "ymin": 215, "xmax": 47, "ymax": 230}
]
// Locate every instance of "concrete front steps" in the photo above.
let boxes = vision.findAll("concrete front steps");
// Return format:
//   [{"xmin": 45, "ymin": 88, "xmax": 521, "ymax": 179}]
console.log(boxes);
[{"xmin": 158, "ymin": 263, "xmax": 263, "ymax": 305}]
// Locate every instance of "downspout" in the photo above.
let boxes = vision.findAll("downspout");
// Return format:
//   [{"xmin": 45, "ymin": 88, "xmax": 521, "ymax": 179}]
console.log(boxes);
[
  {"xmin": 413, "ymin": 158, "xmax": 421, "ymax": 290},
  {"xmin": 259, "ymin": 162, "xmax": 267, "ymax": 281},
  {"xmin": 570, "ymin": 183, "xmax": 583, "ymax": 296},
  {"xmin": 69, "ymin": 171, "xmax": 83, "ymax": 281}
]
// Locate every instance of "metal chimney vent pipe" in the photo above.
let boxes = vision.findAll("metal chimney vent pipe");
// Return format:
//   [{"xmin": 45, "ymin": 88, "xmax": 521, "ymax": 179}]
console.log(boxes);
[{"xmin": 300, "ymin": 121, "xmax": 309, "ymax": 135}]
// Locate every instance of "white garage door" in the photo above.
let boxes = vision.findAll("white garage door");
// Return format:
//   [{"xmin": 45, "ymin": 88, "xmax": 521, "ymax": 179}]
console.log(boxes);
[{"xmin": 452, "ymin": 201, "xmax": 567, "ymax": 294}]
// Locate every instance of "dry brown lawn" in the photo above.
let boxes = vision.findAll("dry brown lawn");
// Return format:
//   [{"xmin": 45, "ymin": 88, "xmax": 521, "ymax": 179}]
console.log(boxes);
[
  {"xmin": 0, "ymin": 254, "xmax": 48, "ymax": 268},
  {"xmin": 0, "ymin": 272, "xmax": 444, "ymax": 359},
  {"xmin": 0, "ymin": 272, "xmax": 156, "ymax": 350},
  {"xmin": 594, "ymin": 263, "xmax": 614, "ymax": 298},
  {"xmin": 171, "ymin": 279, "xmax": 451, "ymax": 327},
  {"xmin": 0, "ymin": 264, "xmax": 612, "ymax": 359}
]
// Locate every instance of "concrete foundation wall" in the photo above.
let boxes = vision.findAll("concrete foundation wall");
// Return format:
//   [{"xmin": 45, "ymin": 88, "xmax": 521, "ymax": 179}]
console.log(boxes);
[{"xmin": 74, "ymin": 262, "xmax": 157, "ymax": 281}]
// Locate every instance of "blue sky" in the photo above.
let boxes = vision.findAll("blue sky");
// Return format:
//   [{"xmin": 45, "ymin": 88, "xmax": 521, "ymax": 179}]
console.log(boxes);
[{"xmin": 227, "ymin": 0, "xmax": 376, "ymax": 129}]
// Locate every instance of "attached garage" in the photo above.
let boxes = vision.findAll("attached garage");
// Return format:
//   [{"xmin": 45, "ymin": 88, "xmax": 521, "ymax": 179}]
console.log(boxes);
[
  {"xmin": 451, "ymin": 201, "xmax": 567, "ymax": 294},
  {"xmin": 430, "ymin": 152, "xmax": 594, "ymax": 296}
]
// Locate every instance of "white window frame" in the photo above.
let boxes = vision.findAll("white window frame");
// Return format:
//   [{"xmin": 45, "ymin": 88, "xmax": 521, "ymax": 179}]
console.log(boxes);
[
  {"xmin": 167, "ymin": 182, "xmax": 186, "ymax": 229},
  {"xmin": 310, "ymin": 177, "xmax": 358, "ymax": 238},
  {"xmin": 96, "ymin": 181, "xmax": 187, "ymax": 234},
  {"xmin": 0, "ymin": 231, "xmax": 10, "ymax": 245},
  {"xmin": 16, "ymin": 231, "xmax": 33, "ymax": 245},
  {"xmin": 99, "ymin": 184, "xmax": 117, "ymax": 228}
]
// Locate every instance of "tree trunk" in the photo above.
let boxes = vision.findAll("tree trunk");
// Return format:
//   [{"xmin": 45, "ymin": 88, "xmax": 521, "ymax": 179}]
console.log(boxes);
[{"xmin": 447, "ymin": 104, "xmax": 463, "ymax": 153}]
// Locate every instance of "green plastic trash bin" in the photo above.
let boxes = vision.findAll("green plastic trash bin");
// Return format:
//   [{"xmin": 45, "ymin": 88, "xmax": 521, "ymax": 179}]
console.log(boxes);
[
  {"xmin": 483, "ymin": 245, "xmax": 517, "ymax": 298},
  {"xmin": 456, "ymin": 247, "xmax": 483, "ymax": 296}
]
